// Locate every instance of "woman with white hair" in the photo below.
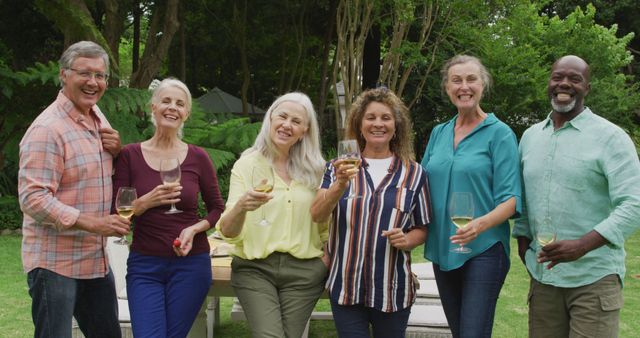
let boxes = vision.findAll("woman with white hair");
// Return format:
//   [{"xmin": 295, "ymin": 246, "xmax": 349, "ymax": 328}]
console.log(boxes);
[
  {"xmin": 217, "ymin": 92, "xmax": 328, "ymax": 338},
  {"xmin": 112, "ymin": 78, "xmax": 225, "ymax": 338}
]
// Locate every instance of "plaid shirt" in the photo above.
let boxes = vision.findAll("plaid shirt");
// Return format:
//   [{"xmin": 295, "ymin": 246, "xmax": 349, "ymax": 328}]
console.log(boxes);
[{"xmin": 19, "ymin": 91, "xmax": 114, "ymax": 279}]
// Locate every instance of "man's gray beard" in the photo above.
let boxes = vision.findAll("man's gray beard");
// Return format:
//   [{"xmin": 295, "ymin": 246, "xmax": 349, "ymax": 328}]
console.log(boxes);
[{"xmin": 550, "ymin": 98, "xmax": 576, "ymax": 114}]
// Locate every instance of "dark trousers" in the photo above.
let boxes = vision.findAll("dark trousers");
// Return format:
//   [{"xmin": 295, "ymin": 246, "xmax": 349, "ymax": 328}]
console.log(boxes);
[
  {"xmin": 27, "ymin": 268, "xmax": 121, "ymax": 338},
  {"xmin": 330, "ymin": 301, "xmax": 411, "ymax": 338},
  {"xmin": 433, "ymin": 242, "xmax": 510, "ymax": 338},
  {"xmin": 126, "ymin": 251, "xmax": 212, "ymax": 338}
]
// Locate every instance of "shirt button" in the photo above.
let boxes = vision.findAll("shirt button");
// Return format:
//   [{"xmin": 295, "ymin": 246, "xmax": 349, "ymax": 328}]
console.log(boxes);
[{"xmin": 288, "ymin": 200, "xmax": 291, "ymax": 203}]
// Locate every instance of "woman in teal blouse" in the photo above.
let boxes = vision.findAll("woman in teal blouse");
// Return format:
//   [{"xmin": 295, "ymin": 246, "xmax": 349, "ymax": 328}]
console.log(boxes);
[{"xmin": 421, "ymin": 55, "xmax": 522, "ymax": 338}]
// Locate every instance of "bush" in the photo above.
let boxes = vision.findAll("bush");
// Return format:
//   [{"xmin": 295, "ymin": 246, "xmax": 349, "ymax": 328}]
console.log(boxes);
[{"xmin": 0, "ymin": 195, "xmax": 22, "ymax": 230}]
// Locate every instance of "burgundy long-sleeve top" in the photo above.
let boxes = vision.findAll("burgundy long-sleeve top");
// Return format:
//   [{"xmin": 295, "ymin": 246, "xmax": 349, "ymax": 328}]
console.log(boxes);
[{"xmin": 113, "ymin": 143, "xmax": 224, "ymax": 257}]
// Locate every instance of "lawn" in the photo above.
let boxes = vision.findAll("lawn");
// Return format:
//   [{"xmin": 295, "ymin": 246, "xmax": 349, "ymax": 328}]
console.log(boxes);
[{"xmin": 1, "ymin": 233, "xmax": 638, "ymax": 337}]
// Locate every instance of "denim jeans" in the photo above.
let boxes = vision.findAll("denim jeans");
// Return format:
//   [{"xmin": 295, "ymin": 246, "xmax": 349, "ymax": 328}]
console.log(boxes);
[
  {"xmin": 27, "ymin": 268, "xmax": 121, "ymax": 338},
  {"xmin": 433, "ymin": 241, "xmax": 509, "ymax": 338},
  {"xmin": 330, "ymin": 301, "xmax": 411, "ymax": 338},
  {"xmin": 126, "ymin": 251, "xmax": 212, "ymax": 338}
]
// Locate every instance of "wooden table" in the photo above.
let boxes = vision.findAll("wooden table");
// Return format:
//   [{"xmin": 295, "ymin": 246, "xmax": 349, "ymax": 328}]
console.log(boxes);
[{"xmin": 187, "ymin": 240, "xmax": 234, "ymax": 338}]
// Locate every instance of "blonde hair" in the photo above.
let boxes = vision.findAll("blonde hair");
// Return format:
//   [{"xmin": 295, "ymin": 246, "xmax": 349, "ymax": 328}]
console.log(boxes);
[
  {"xmin": 440, "ymin": 54, "xmax": 492, "ymax": 98},
  {"xmin": 345, "ymin": 87, "xmax": 415, "ymax": 164},
  {"xmin": 244, "ymin": 92, "xmax": 325, "ymax": 188},
  {"xmin": 149, "ymin": 78, "xmax": 192, "ymax": 139}
]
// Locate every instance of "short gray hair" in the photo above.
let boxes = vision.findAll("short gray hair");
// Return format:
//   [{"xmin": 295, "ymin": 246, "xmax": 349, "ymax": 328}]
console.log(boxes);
[
  {"xmin": 59, "ymin": 41, "xmax": 110, "ymax": 72},
  {"xmin": 440, "ymin": 55, "xmax": 492, "ymax": 98}
]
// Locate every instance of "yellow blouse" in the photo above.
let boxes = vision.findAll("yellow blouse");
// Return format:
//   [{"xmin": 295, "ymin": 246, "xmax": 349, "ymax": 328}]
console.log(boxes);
[{"xmin": 216, "ymin": 151, "xmax": 328, "ymax": 260}]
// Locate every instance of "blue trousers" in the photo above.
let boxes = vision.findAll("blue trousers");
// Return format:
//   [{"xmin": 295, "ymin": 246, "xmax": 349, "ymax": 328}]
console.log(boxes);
[
  {"xmin": 126, "ymin": 252, "xmax": 212, "ymax": 338},
  {"xmin": 433, "ymin": 242, "xmax": 509, "ymax": 338},
  {"xmin": 330, "ymin": 301, "xmax": 411, "ymax": 338},
  {"xmin": 27, "ymin": 268, "xmax": 121, "ymax": 338}
]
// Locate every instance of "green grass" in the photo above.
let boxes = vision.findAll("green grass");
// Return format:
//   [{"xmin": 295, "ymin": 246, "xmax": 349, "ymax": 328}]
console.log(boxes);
[{"xmin": 1, "ymin": 233, "xmax": 638, "ymax": 337}]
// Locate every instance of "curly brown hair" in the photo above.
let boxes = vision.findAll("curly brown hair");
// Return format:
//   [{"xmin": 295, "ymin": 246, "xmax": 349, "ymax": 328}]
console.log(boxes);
[{"xmin": 344, "ymin": 87, "xmax": 415, "ymax": 164}]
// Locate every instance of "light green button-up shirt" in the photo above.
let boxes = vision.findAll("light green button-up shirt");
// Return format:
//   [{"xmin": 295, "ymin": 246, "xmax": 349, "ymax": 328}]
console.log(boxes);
[{"xmin": 513, "ymin": 108, "xmax": 640, "ymax": 287}]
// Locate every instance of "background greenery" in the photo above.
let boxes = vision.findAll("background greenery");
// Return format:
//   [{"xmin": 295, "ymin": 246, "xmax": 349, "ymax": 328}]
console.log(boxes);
[
  {"xmin": 1, "ymin": 1, "xmax": 639, "ymax": 335},
  {"xmin": 1, "ymin": 234, "xmax": 638, "ymax": 337}
]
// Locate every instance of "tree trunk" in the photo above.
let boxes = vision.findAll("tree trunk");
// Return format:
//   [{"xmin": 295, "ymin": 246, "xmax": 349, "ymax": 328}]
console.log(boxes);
[
  {"xmin": 129, "ymin": 0, "xmax": 180, "ymax": 89},
  {"xmin": 362, "ymin": 24, "xmax": 380, "ymax": 90},
  {"xmin": 102, "ymin": 0, "xmax": 128, "ymax": 87},
  {"xmin": 132, "ymin": 0, "xmax": 141, "ymax": 74},
  {"xmin": 317, "ymin": 0, "xmax": 338, "ymax": 133}
]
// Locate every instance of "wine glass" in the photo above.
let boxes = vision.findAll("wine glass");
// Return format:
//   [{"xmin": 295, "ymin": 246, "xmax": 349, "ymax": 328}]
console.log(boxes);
[
  {"xmin": 449, "ymin": 192, "xmax": 474, "ymax": 254},
  {"xmin": 536, "ymin": 217, "xmax": 556, "ymax": 270},
  {"xmin": 160, "ymin": 158, "xmax": 182, "ymax": 214},
  {"xmin": 252, "ymin": 166, "xmax": 274, "ymax": 226},
  {"xmin": 114, "ymin": 187, "xmax": 137, "ymax": 245},
  {"xmin": 338, "ymin": 139, "xmax": 361, "ymax": 199}
]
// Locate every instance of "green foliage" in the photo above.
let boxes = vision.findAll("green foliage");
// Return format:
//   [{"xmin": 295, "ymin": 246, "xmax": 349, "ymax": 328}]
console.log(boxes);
[
  {"xmin": 100, "ymin": 87, "xmax": 150, "ymax": 145},
  {"xmin": 0, "ymin": 195, "xmax": 21, "ymax": 230},
  {"xmin": 0, "ymin": 60, "xmax": 59, "ymax": 196},
  {"xmin": 183, "ymin": 112, "xmax": 261, "ymax": 171}
]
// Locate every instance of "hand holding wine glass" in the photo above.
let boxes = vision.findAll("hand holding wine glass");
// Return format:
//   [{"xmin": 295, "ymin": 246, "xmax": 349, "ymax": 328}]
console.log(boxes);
[
  {"xmin": 449, "ymin": 192, "xmax": 474, "ymax": 254},
  {"xmin": 252, "ymin": 167, "xmax": 274, "ymax": 226},
  {"xmin": 115, "ymin": 187, "xmax": 137, "ymax": 245},
  {"xmin": 337, "ymin": 139, "xmax": 361, "ymax": 199},
  {"xmin": 536, "ymin": 217, "xmax": 556, "ymax": 261},
  {"xmin": 160, "ymin": 158, "xmax": 182, "ymax": 214}
]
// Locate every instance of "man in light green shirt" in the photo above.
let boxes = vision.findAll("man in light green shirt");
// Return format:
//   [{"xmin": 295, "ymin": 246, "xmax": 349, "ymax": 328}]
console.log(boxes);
[{"xmin": 513, "ymin": 55, "xmax": 640, "ymax": 338}]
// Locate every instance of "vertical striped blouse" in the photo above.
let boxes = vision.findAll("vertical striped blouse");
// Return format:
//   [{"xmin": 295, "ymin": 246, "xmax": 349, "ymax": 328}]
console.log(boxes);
[{"xmin": 321, "ymin": 156, "xmax": 431, "ymax": 312}]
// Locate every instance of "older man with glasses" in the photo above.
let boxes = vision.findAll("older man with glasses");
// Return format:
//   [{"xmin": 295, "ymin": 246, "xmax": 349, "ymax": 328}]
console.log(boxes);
[{"xmin": 19, "ymin": 40, "xmax": 129, "ymax": 338}]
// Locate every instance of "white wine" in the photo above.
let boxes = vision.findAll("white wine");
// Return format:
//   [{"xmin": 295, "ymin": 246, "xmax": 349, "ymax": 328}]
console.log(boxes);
[
  {"xmin": 117, "ymin": 206, "xmax": 134, "ymax": 219},
  {"xmin": 341, "ymin": 158, "xmax": 361, "ymax": 168},
  {"xmin": 254, "ymin": 184, "xmax": 274, "ymax": 193},
  {"xmin": 451, "ymin": 216, "xmax": 472, "ymax": 229},
  {"xmin": 536, "ymin": 233, "xmax": 556, "ymax": 246}
]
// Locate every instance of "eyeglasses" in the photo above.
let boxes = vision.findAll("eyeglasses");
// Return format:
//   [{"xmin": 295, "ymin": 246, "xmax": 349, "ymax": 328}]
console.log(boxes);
[{"xmin": 66, "ymin": 68, "xmax": 109, "ymax": 82}]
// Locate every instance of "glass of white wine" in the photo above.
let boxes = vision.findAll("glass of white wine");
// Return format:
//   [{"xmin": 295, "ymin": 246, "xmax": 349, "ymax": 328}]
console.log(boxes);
[
  {"xmin": 449, "ymin": 192, "xmax": 474, "ymax": 254},
  {"xmin": 338, "ymin": 139, "xmax": 361, "ymax": 199},
  {"xmin": 252, "ymin": 166, "xmax": 274, "ymax": 226},
  {"xmin": 536, "ymin": 217, "xmax": 556, "ymax": 254},
  {"xmin": 115, "ymin": 187, "xmax": 137, "ymax": 245},
  {"xmin": 160, "ymin": 158, "xmax": 182, "ymax": 214}
]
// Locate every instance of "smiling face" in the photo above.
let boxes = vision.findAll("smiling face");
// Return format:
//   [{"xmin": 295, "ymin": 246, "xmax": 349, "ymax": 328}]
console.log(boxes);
[
  {"xmin": 269, "ymin": 101, "xmax": 309, "ymax": 155},
  {"xmin": 445, "ymin": 62, "xmax": 485, "ymax": 114},
  {"xmin": 548, "ymin": 56, "xmax": 590, "ymax": 115},
  {"xmin": 151, "ymin": 86, "xmax": 190, "ymax": 131},
  {"xmin": 60, "ymin": 57, "xmax": 107, "ymax": 114},
  {"xmin": 360, "ymin": 101, "xmax": 396, "ymax": 152}
]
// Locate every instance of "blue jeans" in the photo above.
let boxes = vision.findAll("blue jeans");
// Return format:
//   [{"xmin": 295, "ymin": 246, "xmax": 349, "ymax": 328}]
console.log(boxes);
[
  {"xmin": 27, "ymin": 268, "xmax": 121, "ymax": 338},
  {"xmin": 126, "ymin": 251, "xmax": 212, "ymax": 338},
  {"xmin": 330, "ymin": 301, "xmax": 411, "ymax": 338},
  {"xmin": 433, "ymin": 241, "xmax": 509, "ymax": 338}
]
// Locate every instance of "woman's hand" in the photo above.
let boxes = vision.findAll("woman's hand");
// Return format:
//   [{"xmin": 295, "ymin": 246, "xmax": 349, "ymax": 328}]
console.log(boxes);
[
  {"xmin": 382, "ymin": 227, "xmax": 427, "ymax": 251},
  {"xmin": 450, "ymin": 218, "xmax": 481, "ymax": 245},
  {"xmin": 134, "ymin": 182, "xmax": 182, "ymax": 215},
  {"xmin": 382, "ymin": 228, "xmax": 412, "ymax": 251},
  {"xmin": 333, "ymin": 158, "xmax": 359, "ymax": 187},
  {"xmin": 236, "ymin": 189, "xmax": 274, "ymax": 212},
  {"xmin": 173, "ymin": 226, "xmax": 196, "ymax": 256}
]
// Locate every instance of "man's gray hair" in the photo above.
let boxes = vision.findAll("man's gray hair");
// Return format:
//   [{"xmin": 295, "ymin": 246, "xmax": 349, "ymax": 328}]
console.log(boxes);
[{"xmin": 59, "ymin": 41, "xmax": 110, "ymax": 72}]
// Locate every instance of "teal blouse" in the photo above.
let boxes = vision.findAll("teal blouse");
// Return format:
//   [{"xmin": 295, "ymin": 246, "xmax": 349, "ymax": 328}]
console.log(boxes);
[{"xmin": 421, "ymin": 113, "xmax": 522, "ymax": 271}]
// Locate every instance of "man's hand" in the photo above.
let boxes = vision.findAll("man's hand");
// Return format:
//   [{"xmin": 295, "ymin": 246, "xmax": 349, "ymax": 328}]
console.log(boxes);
[
  {"xmin": 99, "ymin": 127, "xmax": 121, "ymax": 157},
  {"xmin": 538, "ymin": 230, "xmax": 608, "ymax": 269},
  {"xmin": 516, "ymin": 236, "xmax": 531, "ymax": 265},
  {"xmin": 75, "ymin": 214, "xmax": 130, "ymax": 237}
]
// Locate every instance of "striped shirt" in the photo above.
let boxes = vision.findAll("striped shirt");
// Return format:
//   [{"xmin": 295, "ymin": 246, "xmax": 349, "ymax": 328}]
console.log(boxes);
[
  {"xmin": 19, "ymin": 91, "xmax": 114, "ymax": 279},
  {"xmin": 322, "ymin": 156, "xmax": 431, "ymax": 312}
]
